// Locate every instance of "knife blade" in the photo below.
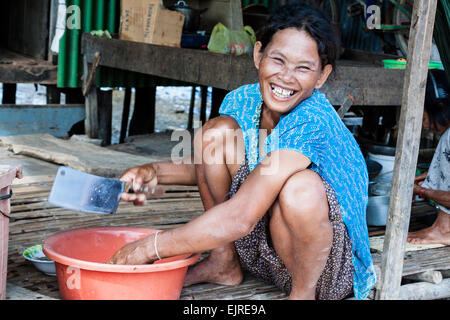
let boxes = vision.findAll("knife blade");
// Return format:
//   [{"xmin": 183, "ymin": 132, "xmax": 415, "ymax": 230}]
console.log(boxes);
[{"xmin": 48, "ymin": 166, "xmax": 132, "ymax": 214}]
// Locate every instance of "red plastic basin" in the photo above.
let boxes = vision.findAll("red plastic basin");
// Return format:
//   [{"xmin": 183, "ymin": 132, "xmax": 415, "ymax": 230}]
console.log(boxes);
[{"xmin": 43, "ymin": 227, "xmax": 200, "ymax": 300}]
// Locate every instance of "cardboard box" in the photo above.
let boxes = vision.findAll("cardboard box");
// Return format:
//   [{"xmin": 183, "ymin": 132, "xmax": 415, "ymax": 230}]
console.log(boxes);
[{"xmin": 120, "ymin": 0, "xmax": 185, "ymax": 47}]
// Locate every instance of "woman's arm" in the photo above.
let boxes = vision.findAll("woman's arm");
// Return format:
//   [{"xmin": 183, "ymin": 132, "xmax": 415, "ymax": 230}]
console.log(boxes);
[
  {"xmin": 109, "ymin": 149, "xmax": 312, "ymax": 264},
  {"xmin": 152, "ymin": 159, "xmax": 197, "ymax": 185},
  {"xmin": 120, "ymin": 155, "xmax": 196, "ymax": 205},
  {"xmin": 415, "ymin": 184, "xmax": 450, "ymax": 208}
]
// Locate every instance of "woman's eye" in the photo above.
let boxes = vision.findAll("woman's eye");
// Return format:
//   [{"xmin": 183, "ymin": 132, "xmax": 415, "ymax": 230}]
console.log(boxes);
[{"xmin": 272, "ymin": 57, "xmax": 283, "ymax": 64}]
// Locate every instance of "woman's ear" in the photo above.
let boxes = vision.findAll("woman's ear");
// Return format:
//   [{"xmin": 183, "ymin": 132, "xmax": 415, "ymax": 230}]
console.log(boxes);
[
  {"xmin": 253, "ymin": 41, "xmax": 263, "ymax": 70},
  {"xmin": 315, "ymin": 64, "xmax": 333, "ymax": 89}
]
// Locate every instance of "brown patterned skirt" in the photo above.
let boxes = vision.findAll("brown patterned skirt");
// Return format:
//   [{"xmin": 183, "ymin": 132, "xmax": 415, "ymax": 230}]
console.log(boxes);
[{"xmin": 228, "ymin": 159, "xmax": 354, "ymax": 300}]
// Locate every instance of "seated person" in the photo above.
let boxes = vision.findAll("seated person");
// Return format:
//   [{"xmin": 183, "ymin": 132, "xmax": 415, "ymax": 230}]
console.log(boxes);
[
  {"xmin": 109, "ymin": 4, "xmax": 375, "ymax": 300},
  {"xmin": 408, "ymin": 70, "xmax": 450, "ymax": 245}
]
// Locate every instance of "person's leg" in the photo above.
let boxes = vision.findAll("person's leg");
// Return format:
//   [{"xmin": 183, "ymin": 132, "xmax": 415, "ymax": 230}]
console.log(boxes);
[
  {"xmin": 407, "ymin": 210, "xmax": 450, "ymax": 245},
  {"xmin": 184, "ymin": 116, "xmax": 246, "ymax": 286},
  {"xmin": 269, "ymin": 170, "xmax": 333, "ymax": 299}
]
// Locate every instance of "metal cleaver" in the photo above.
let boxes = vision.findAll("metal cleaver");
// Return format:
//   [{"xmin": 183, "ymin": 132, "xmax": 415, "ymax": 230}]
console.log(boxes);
[{"xmin": 48, "ymin": 166, "xmax": 131, "ymax": 214}]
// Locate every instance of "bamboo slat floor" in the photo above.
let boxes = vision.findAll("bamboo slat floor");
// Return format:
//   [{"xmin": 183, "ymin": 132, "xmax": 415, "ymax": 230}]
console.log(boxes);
[{"xmin": 6, "ymin": 177, "xmax": 450, "ymax": 300}]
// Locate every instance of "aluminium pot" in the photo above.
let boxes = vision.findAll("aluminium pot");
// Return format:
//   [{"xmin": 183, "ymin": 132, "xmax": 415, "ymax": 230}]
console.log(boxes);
[{"xmin": 170, "ymin": 0, "xmax": 207, "ymax": 32}]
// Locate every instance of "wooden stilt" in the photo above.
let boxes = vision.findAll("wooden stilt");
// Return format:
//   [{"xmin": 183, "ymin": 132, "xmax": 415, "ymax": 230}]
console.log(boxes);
[
  {"xmin": 128, "ymin": 86, "xmax": 156, "ymax": 136},
  {"xmin": 188, "ymin": 86, "xmax": 196, "ymax": 130},
  {"xmin": 200, "ymin": 86, "xmax": 208, "ymax": 124},
  {"xmin": 97, "ymin": 89, "xmax": 113, "ymax": 146},
  {"xmin": 376, "ymin": 0, "xmax": 438, "ymax": 300},
  {"xmin": 210, "ymin": 87, "xmax": 228, "ymax": 120},
  {"xmin": 120, "ymin": 88, "xmax": 132, "ymax": 143},
  {"xmin": 45, "ymin": 85, "xmax": 60, "ymax": 104},
  {"xmin": 2, "ymin": 84, "xmax": 16, "ymax": 104}
]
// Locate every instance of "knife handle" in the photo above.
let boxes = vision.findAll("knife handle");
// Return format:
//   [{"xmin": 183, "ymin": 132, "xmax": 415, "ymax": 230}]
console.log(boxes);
[{"xmin": 123, "ymin": 181, "xmax": 149, "ymax": 194}]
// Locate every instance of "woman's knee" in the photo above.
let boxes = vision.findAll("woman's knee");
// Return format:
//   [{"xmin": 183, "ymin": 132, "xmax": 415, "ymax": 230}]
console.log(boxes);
[
  {"xmin": 277, "ymin": 170, "xmax": 329, "ymax": 223},
  {"xmin": 194, "ymin": 116, "xmax": 245, "ymax": 167}
]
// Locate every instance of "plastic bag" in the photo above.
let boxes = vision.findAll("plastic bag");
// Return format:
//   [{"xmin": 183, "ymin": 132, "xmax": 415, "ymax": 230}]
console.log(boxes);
[{"xmin": 207, "ymin": 23, "xmax": 256, "ymax": 56}]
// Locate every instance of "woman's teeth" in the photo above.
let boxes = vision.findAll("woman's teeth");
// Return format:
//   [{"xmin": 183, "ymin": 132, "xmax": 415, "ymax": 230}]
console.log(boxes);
[{"xmin": 271, "ymin": 85, "xmax": 294, "ymax": 98}]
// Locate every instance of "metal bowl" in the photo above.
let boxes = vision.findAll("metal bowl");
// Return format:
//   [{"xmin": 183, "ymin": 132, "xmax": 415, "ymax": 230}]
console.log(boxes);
[
  {"xmin": 23, "ymin": 244, "xmax": 56, "ymax": 276},
  {"xmin": 366, "ymin": 159, "xmax": 382, "ymax": 180},
  {"xmin": 366, "ymin": 195, "xmax": 390, "ymax": 226}
]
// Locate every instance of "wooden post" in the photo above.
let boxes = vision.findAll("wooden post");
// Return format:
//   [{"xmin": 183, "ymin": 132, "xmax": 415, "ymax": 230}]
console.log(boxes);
[
  {"xmin": 2, "ymin": 84, "xmax": 16, "ymax": 104},
  {"xmin": 376, "ymin": 0, "xmax": 438, "ymax": 300},
  {"xmin": 188, "ymin": 86, "xmax": 196, "ymax": 130},
  {"xmin": 83, "ymin": 55, "xmax": 99, "ymax": 138},
  {"xmin": 229, "ymin": 0, "xmax": 244, "ymax": 31},
  {"xmin": 45, "ymin": 85, "xmax": 60, "ymax": 104},
  {"xmin": 210, "ymin": 87, "xmax": 228, "ymax": 120},
  {"xmin": 0, "ymin": 165, "xmax": 21, "ymax": 300},
  {"xmin": 200, "ymin": 86, "xmax": 208, "ymax": 124},
  {"xmin": 120, "ymin": 88, "xmax": 132, "ymax": 143},
  {"xmin": 97, "ymin": 89, "xmax": 113, "ymax": 146},
  {"xmin": 128, "ymin": 86, "xmax": 156, "ymax": 136}
]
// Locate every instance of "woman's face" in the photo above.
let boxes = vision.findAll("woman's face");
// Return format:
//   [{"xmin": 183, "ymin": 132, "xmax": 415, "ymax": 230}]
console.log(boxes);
[
  {"xmin": 423, "ymin": 110, "xmax": 448, "ymax": 136},
  {"xmin": 254, "ymin": 28, "xmax": 333, "ymax": 115}
]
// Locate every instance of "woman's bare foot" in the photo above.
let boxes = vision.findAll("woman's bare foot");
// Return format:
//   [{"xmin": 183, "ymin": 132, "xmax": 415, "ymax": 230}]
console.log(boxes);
[
  {"xmin": 183, "ymin": 245, "xmax": 243, "ymax": 287},
  {"xmin": 407, "ymin": 210, "xmax": 450, "ymax": 246}
]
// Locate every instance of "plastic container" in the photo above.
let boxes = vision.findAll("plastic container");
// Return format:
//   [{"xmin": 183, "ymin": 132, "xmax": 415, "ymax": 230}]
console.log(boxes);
[
  {"xmin": 43, "ymin": 227, "xmax": 200, "ymax": 300},
  {"xmin": 0, "ymin": 165, "xmax": 21, "ymax": 300},
  {"xmin": 382, "ymin": 59, "xmax": 443, "ymax": 70}
]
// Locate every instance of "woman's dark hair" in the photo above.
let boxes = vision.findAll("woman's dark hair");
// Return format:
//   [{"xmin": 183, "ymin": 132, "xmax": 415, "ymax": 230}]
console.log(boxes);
[
  {"xmin": 424, "ymin": 97, "xmax": 450, "ymax": 131},
  {"xmin": 257, "ymin": 2, "xmax": 340, "ymax": 70},
  {"xmin": 424, "ymin": 69, "xmax": 450, "ymax": 130}
]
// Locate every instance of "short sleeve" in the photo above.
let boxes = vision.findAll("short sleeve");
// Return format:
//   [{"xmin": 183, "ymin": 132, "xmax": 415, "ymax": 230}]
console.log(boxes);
[
  {"xmin": 264, "ymin": 111, "xmax": 328, "ymax": 168},
  {"xmin": 218, "ymin": 91, "xmax": 235, "ymax": 116}
]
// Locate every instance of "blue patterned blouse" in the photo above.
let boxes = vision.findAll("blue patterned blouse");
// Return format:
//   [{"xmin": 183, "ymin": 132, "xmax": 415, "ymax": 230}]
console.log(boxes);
[{"xmin": 219, "ymin": 83, "xmax": 376, "ymax": 300}]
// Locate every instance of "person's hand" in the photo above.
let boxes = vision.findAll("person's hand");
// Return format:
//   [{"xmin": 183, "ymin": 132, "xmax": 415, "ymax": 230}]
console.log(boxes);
[
  {"xmin": 414, "ymin": 171, "xmax": 428, "ymax": 185},
  {"xmin": 120, "ymin": 164, "xmax": 158, "ymax": 205},
  {"xmin": 413, "ymin": 183, "xmax": 429, "ymax": 199},
  {"xmin": 107, "ymin": 236, "xmax": 156, "ymax": 265}
]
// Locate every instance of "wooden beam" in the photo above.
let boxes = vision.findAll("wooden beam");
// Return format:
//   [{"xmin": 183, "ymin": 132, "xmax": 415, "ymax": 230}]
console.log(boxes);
[
  {"xmin": 376, "ymin": 0, "xmax": 438, "ymax": 300},
  {"xmin": 81, "ymin": 34, "xmax": 405, "ymax": 106},
  {"xmin": 404, "ymin": 270, "xmax": 443, "ymax": 284},
  {"xmin": 397, "ymin": 278, "xmax": 450, "ymax": 300}
]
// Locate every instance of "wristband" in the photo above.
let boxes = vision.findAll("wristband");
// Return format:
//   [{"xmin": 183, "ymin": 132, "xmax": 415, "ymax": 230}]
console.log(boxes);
[
  {"xmin": 418, "ymin": 188, "xmax": 425, "ymax": 199},
  {"xmin": 154, "ymin": 231, "xmax": 162, "ymax": 260}
]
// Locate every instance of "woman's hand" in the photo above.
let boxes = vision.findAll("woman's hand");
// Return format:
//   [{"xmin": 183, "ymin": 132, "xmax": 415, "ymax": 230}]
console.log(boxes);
[
  {"xmin": 107, "ymin": 235, "xmax": 156, "ymax": 265},
  {"xmin": 120, "ymin": 164, "xmax": 158, "ymax": 205}
]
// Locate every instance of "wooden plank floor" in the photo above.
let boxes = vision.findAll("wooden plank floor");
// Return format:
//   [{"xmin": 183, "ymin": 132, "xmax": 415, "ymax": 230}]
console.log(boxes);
[{"xmin": 6, "ymin": 177, "xmax": 449, "ymax": 300}]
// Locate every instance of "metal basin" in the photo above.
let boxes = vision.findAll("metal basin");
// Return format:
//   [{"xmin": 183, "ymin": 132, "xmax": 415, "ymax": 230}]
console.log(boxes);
[{"xmin": 367, "ymin": 195, "xmax": 390, "ymax": 226}]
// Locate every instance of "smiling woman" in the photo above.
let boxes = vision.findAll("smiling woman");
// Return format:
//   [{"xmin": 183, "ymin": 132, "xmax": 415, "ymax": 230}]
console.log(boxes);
[{"xmin": 109, "ymin": 3, "xmax": 375, "ymax": 301}]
